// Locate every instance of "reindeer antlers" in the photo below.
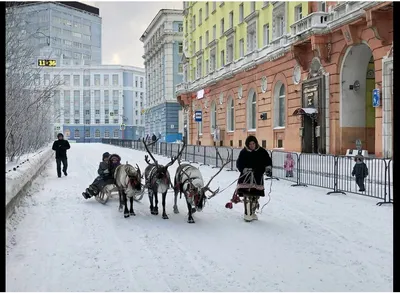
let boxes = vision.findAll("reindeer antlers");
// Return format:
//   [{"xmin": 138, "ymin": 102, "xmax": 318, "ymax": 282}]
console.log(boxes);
[
  {"xmin": 204, "ymin": 148, "xmax": 233, "ymax": 191},
  {"xmin": 142, "ymin": 138, "xmax": 159, "ymax": 167},
  {"xmin": 165, "ymin": 141, "xmax": 186, "ymax": 168}
]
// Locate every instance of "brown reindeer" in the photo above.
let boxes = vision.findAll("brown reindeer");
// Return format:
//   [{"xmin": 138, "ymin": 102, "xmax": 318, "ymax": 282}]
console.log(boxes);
[
  {"xmin": 142, "ymin": 138, "xmax": 186, "ymax": 219},
  {"xmin": 173, "ymin": 148, "xmax": 232, "ymax": 223}
]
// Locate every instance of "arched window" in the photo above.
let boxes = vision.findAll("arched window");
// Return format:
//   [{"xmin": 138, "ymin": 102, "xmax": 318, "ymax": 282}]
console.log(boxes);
[
  {"xmin": 74, "ymin": 129, "xmax": 80, "ymax": 138},
  {"xmin": 113, "ymin": 129, "xmax": 119, "ymax": 138},
  {"xmin": 104, "ymin": 129, "xmax": 110, "ymax": 138},
  {"xmin": 274, "ymin": 83, "xmax": 286, "ymax": 127},
  {"xmin": 95, "ymin": 129, "xmax": 100, "ymax": 138},
  {"xmin": 227, "ymin": 96, "xmax": 235, "ymax": 131},
  {"xmin": 210, "ymin": 101, "xmax": 217, "ymax": 133},
  {"xmin": 247, "ymin": 89, "xmax": 257, "ymax": 130},
  {"xmin": 85, "ymin": 128, "xmax": 90, "ymax": 138}
]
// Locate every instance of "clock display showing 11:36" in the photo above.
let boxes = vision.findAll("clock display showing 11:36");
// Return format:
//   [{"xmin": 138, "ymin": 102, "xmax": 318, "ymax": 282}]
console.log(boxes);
[{"xmin": 37, "ymin": 59, "xmax": 57, "ymax": 67}]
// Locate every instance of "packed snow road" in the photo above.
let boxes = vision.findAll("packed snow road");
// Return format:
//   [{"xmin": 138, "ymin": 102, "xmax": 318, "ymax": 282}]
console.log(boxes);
[{"xmin": 6, "ymin": 143, "xmax": 393, "ymax": 292}]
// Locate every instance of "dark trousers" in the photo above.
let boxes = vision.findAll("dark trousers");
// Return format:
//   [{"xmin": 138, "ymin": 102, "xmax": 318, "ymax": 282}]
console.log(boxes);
[
  {"xmin": 88, "ymin": 177, "xmax": 114, "ymax": 195},
  {"xmin": 56, "ymin": 157, "xmax": 68, "ymax": 176},
  {"xmin": 356, "ymin": 176, "xmax": 365, "ymax": 191}
]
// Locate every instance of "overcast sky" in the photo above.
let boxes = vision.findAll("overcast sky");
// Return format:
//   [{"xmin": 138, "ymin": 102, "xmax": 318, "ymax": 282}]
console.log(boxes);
[{"xmin": 83, "ymin": 1, "xmax": 183, "ymax": 68}]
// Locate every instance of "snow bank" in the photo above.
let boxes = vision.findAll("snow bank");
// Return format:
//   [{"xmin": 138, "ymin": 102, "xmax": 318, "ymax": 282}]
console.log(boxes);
[{"xmin": 6, "ymin": 145, "xmax": 54, "ymax": 219}]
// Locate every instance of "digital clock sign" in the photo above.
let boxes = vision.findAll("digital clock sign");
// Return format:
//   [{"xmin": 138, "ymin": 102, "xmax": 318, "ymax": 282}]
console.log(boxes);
[{"xmin": 38, "ymin": 59, "xmax": 57, "ymax": 67}]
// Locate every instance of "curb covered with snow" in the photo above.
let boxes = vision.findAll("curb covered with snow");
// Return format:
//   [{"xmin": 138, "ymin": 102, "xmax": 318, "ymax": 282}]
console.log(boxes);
[{"xmin": 6, "ymin": 146, "xmax": 54, "ymax": 219}]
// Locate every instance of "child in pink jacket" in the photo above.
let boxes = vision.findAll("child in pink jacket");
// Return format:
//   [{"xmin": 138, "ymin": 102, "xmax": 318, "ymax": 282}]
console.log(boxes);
[{"xmin": 284, "ymin": 153, "xmax": 295, "ymax": 177}]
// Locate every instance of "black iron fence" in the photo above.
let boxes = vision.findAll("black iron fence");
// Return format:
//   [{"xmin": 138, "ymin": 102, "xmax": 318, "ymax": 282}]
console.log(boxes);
[{"xmin": 102, "ymin": 139, "xmax": 393, "ymax": 205}]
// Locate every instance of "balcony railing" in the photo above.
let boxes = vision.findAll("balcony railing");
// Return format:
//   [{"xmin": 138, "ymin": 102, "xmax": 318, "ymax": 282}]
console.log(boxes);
[{"xmin": 290, "ymin": 12, "xmax": 329, "ymax": 36}]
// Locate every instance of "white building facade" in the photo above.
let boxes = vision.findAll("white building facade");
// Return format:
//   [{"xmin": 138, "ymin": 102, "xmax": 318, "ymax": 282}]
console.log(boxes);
[
  {"xmin": 140, "ymin": 9, "xmax": 184, "ymax": 142},
  {"xmin": 12, "ymin": 1, "xmax": 102, "ymax": 66},
  {"xmin": 41, "ymin": 65, "xmax": 145, "ymax": 142}
]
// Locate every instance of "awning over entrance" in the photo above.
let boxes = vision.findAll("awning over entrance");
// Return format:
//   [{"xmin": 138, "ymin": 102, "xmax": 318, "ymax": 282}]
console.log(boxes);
[{"xmin": 292, "ymin": 107, "xmax": 318, "ymax": 116}]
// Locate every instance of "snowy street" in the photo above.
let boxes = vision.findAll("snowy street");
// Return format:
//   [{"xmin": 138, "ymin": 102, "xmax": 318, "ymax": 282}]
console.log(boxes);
[{"xmin": 6, "ymin": 143, "xmax": 393, "ymax": 292}]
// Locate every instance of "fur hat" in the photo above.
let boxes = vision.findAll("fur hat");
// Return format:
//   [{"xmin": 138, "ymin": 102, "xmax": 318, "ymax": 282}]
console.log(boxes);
[{"xmin": 245, "ymin": 135, "xmax": 259, "ymax": 149}]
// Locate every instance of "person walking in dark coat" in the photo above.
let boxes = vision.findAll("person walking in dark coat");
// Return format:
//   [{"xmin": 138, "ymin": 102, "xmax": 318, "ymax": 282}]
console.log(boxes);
[
  {"xmin": 352, "ymin": 154, "xmax": 369, "ymax": 192},
  {"xmin": 52, "ymin": 133, "xmax": 71, "ymax": 178},
  {"xmin": 233, "ymin": 135, "xmax": 273, "ymax": 221},
  {"xmin": 152, "ymin": 133, "xmax": 157, "ymax": 142}
]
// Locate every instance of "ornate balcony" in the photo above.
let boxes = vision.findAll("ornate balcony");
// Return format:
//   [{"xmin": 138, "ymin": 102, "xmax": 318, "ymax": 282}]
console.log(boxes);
[{"xmin": 290, "ymin": 12, "xmax": 329, "ymax": 36}]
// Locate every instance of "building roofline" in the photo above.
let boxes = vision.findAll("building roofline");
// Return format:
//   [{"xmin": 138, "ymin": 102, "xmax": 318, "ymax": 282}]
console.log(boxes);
[
  {"xmin": 140, "ymin": 9, "xmax": 183, "ymax": 42},
  {"xmin": 43, "ymin": 64, "xmax": 145, "ymax": 71},
  {"xmin": 7, "ymin": 1, "xmax": 100, "ymax": 16}
]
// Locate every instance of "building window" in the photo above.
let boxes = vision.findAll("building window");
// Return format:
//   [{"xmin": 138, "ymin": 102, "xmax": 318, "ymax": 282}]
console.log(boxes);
[
  {"xmin": 226, "ymin": 37, "xmax": 234, "ymax": 63},
  {"xmin": 210, "ymin": 101, "xmax": 217, "ymax": 133},
  {"xmin": 274, "ymin": 84, "xmax": 286, "ymax": 127},
  {"xmin": 178, "ymin": 63, "xmax": 183, "ymax": 73},
  {"xmin": 199, "ymin": 36, "xmax": 203, "ymax": 50},
  {"xmin": 199, "ymin": 9, "xmax": 202, "ymax": 25},
  {"xmin": 319, "ymin": 1, "xmax": 326, "ymax": 12},
  {"xmin": 113, "ymin": 129, "xmax": 119, "ymax": 138},
  {"xmin": 95, "ymin": 119, "xmax": 100, "ymax": 124},
  {"xmin": 83, "ymin": 75, "xmax": 90, "ymax": 87},
  {"xmin": 74, "ymin": 129, "xmax": 80, "ymax": 138},
  {"xmin": 239, "ymin": 39, "xmax": 244, "ymax": 57},
  {"xmin": 205, "ymin": 2, "xmax": 209, "ymax": 18},
  {"xmin": 227, "ymin": 96, "xmax": 235, "ymax": 131},
  {"xmin": 263, "ymin": 24, "xmax": 270, "ymax": 47},
  {"xmin": 105, "ymin": 119, "xmax": 109, "ymax": 124},
  {"xmin": 104, "ymin": 75, "xmax": 109, "ymax": 86},
  {"xmin": 196, "ymin": 56, "xmax": 202, "ymax": 79},
  {"xmin": 250, "ymin": 1, "xmax": 256, "ymax": 12},
  {"xmin": 178, "ymin": 42, "xmax": 183, "ymax": 53},
  {"xmin": 95, "ymin": 110, "xmax": 100, "ymax": 115},
  {"xmin": 104, "ymin": 129, "xmax": 110, "ymax": 138},
  {"xmin": 85, "ymin": 129, "xmax": 90, "ymax": 138},
  {"xmin": 205, "ymin": 59, "xmax": 209, "ymax": 75},
  {"xmin": 193, "ymin": 41, "xmax": 196, "ymax": 53},
  {"xmin": 95, "ymin": 129, "xmax": 100, "ymax": 138},
  {"xmin": 205, "ymin": 31, "xmax": 209, "ymax": 45},
  {"xmin": 140, "ymin": 77, "xmax": 143, "ymax": 88},
  {"xmin": 74, "ymin": 110, "xmax": 79, "ymax": 115},
  {"xmin": 94, "ymin": 74, "xmax": 100, "ymax": 86},
  {"xmin": 135, "ymin": 77, "xmax": 138, "ymax": 87},
  {"xmin": 247, "ymin": 89, "xmax": 257, "ymax": 130},
  {"xmin": 239, "ymin": 3, "xmax": 244, "ymax": 22},
  {"xmin": 65, "ymin": 119, "xmax": 70, "ymax": 124},
  {"xmin": 74, "ymin": 119, "xmax": 80, "ymax": 124},
  {"xmin": 85, "ymin": 110, "xmax": 90, "ymax": 115},
  {"xmin": 212, "ymin": 1, "xmax": 216, "ymax": 12},
  {"xmin": 229, "ymin": 11, "xmax": 234, "ymax": 29},
  {"xmin": 113, "ymin": 119, "xmax": 119, "ymax": 124},
  {"xmin": 247, "ymin": 30, "xmax": 256, "ymax": 52},
  {"xmin": 220, "ymin": 18, "xmax": 224, "ymax": 36},
  {"xmin": 192, "ymin": 15, "xmax": 196, "ymax": 30},
  {"xmin": 85, "ymin": 119, "xmax": 90, "ymax": 124},
  {"xmin": 220, "ymin": 50, "xmax": 225, "ymax": 67},
  {"xmin": 178, "ymin": 23, "xmax": 183, "ymax": 32},
  {"xmin": 210, "ymin": 48, "xmax": 216, "ymax": 71},
  {"xmin": 112, "ymin": 74, "xmax": 119, "ymax": 86},
  {"xmin": 64, "ymin": 75, "xmax": 70, "ymax": 86},
  {"xmin": 212, "ymin": 25, "xmax": 216, "ymax": 40},
  {"xmin": 295, "ymin": 5, "xmax": 303, "ymax": 21}
]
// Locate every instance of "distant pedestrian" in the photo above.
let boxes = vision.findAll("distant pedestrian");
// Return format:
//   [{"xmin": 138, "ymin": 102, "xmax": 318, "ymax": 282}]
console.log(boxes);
[
  {"xmin": 152, "ymin": 133, "xmax": 157, "ymax": 142},
  {"xmin": 352, "ymin": 154, "xmax": 368, "ymax": 192},
  {"xmin": 284, "ymin": 153, "xmax": 295, "ymax": 177},
  {"xmin": 52, "ymin": 133, "xmax": 71, "ymax": 178}
]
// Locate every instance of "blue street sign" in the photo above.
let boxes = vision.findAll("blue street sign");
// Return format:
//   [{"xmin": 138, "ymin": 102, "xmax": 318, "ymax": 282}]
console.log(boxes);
[
  {"xmin": 372, "ymin": 89, "xmax": 380, "ymax": 107},
  {"xmin": 194, "ymin": 110, "xmax": 202, "ymax": 122}
]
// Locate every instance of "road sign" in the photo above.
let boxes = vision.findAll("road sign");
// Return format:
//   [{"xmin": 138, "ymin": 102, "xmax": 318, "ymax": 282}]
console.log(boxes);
[
  {"xmin": 372, "ymin": 89, "xmax": 380, "ymax": 107},
  {"xmin": 194, "ymin": 110, "xmax": 202, "ymax": 122},
  {"xmin": 355, "ymin": 139, "xmax": 362, "ymax": 150}
]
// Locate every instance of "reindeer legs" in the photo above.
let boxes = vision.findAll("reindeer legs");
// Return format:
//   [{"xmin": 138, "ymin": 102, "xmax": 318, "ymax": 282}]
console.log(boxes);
[
  {"xmin": 118, "ymin": 191, "xmax": 124, "ymax": 212},
  {"xmin": 120, "ymin": 190, "xmax": 130, "ymax": 218},
  {"xmin": 186, "ymin": 200, "xmax": 195, "ymax": 224},
  {"xmin": 129, "ymin": 196, "xmax": 135, "ymax": 216},
  {"xmin": 173, "ymin": 186, "xmax": 180, "ymax": 214},
  {"xmin": 161, "ymin": 192, "xmax": 168, "ymax": 219}
]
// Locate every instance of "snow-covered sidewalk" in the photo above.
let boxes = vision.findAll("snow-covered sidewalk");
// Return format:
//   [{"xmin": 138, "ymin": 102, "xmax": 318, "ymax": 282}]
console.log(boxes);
[{"xmin": 6, "ymin": 143, "xmax": 393, "ymax": 292}]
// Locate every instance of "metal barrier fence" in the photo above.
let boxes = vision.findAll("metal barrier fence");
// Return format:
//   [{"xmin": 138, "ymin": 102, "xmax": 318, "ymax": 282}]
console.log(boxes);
[{"xmin": 102, "ymin": 139, "xmax": 393, "ymax": 205}]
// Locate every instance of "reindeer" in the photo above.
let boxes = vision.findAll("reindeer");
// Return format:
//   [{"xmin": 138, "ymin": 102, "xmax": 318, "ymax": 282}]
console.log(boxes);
[
  {"xmin": 114, "ymin": 162, "xmax": 144, "ymax": 218},
  {"xmin": 142, "ymin": 138, "xmax": 186, "ymax": 219},
  {"xmin": 173, "ymin": 148, "xmax": 232, "ymax": 223}
]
